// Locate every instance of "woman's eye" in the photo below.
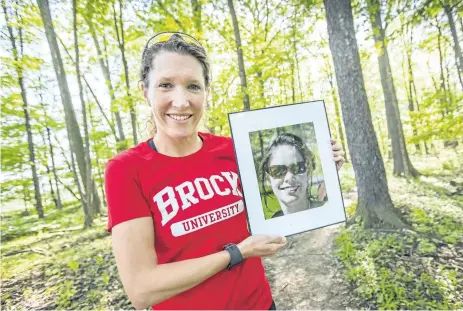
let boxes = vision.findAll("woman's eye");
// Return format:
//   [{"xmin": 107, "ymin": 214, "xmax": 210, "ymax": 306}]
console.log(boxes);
[
  {"xmin": 158, "ymin": 83, "xmax": 172, "ymax": 88},
  {"xmin": 188, "ymin": 84, "xmax": 201, "ymax": 91}
]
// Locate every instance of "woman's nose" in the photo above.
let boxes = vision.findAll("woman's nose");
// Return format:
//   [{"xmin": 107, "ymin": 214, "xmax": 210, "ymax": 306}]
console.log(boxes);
[
  {"xmin": 283, "ymin": 170, "xmax": 295, "ymax": 182},
  {"xmin": 172, "ymin": 87, "xmax": 189, "ymax": 108}
]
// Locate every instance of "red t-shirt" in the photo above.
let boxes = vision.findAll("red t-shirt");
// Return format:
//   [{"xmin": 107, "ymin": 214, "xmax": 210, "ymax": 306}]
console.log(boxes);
[{"xmin": 104, "ymin": 132, "xmax": 273, "ymax": 310}]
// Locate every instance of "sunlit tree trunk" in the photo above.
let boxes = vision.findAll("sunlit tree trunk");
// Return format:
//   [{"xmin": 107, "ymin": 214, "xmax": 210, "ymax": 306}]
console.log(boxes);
[
  {"xmin": 3, "ymin": 1, "xmax": 44, "ymax": 218},
  {"xmin": 39, "ymin": 88, "xmax": 62, "ymax": 210},
  {"xmin": 37, "ymin": 0, "xmax": 91, "ymax": 222},
  {"xmin": 113, "ymin": 0, "xmax": 137, "ymax": 144},
  {"xmin": 367, "ymin": 0, "xmax": 419, "ymax": 177},
  {"xmin": 324, "ymin": 0, "xmax": 408, "ymax": 229},
  {"xmin": 85, "ymin": 16, "xmax": 126, "ymax": 150},
  {"xmin": 325, "ymin": 55, "xmax": 348, "ymax": 162},
  {"xmin": 441, "ymin": 2, "xmax": 463, "ymax": 90},
  {"xmin": 73, "ymin": 0, "xmax": 94, "ymax": 226},
  {"xmin": 228, "ymin": 0, "xmax": 251, "ymax": 111},
  {"xmin": 402, "ymin": 24, "xmax": 420, "ymax": 153}
]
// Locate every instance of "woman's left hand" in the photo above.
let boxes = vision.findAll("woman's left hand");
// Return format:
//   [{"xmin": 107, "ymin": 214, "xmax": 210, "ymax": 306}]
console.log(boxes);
[{"xmin": 331, "ymin": 138, "xmax": 345, "ymax": 170}]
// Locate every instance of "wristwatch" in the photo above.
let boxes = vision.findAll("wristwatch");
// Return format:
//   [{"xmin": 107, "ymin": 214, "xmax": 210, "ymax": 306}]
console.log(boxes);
[{"xmin": 223, "ymin": 243, "xmax": 244, "ymax": 270}]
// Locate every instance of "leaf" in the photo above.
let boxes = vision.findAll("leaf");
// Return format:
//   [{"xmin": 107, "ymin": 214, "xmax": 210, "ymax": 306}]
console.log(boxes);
[
  {"xmin": 68, "ymin": 260, "xmax": 79, "ymax": 271},
  {"xmin": 102, "ymin": 272, "xmax": 109, "ymax": 285}
]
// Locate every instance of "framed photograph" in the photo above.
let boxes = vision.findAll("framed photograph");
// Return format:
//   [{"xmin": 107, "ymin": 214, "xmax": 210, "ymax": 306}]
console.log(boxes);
[{"xmin": 228, "ymin": 100, "xmax": 346, "ymax": 237}]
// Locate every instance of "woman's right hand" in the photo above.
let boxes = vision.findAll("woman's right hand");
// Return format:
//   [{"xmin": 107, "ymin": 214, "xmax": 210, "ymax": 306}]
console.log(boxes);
[{"xmin": 237, "ymin": 235, "xmax": 287, "ymax": 259}]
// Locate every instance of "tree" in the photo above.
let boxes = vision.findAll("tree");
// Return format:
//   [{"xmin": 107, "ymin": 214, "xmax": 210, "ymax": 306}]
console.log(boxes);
[
  {"xmin": 400, "ymin": 15, "xmax": 422, "ymax": 154},
  {"xmin": 439, "ymin": 0, "xmax": 463, "ymax": 90},
  {"xmin": 323, "ymin": 0, "xmax": 408, "ymax": 228},
  {"xmin": 73, "ymin": 0, "xmax": 94, "ymax": 225},
  {"xmin": 3, "ymin": 0, "xmax": 44, "ymax": 218},
  {"xmin": 36, "ymin": 0, "xmax": 99, "ymax": 227},
  {"xmin": 82, "ymin": 0, "xmax": 126, "ymax": 150},
  {"xmin": 366, "ymin": 0, "xmax": 419, "ymax": 177},
  {"xmin": 323, "ymin": 52, "xmax": 348, "ymax": 162},
  {"xmin": 38, "ymin": 78, "xmax": 62, "ymax": 210},
  {"xmin": 112, "ymin": 0, "xmax": 138, "ymax": 145},
  {"xmin": 227, "ymin": 0, "xmax": 251, "ymax": 111}
]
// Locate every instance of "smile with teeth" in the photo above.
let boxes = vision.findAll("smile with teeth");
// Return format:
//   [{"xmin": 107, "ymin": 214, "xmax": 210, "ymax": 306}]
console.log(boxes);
[
  {"xmin": 167, "ymin": 114, "xmax": 192, "ymax": 121},
  {"xmin": 280, "ymin": 185, "xmax": 299, "ymax": 191}
]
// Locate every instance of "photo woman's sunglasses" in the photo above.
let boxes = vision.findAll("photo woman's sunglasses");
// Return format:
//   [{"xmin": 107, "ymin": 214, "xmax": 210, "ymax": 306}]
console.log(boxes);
[
  {"xmin": 141, "ymin": 31, "xmax": 204, "ymax": 59},
  {"xmin": 267, "ymin": 162, "xmax": 307, "ymax": 179}
]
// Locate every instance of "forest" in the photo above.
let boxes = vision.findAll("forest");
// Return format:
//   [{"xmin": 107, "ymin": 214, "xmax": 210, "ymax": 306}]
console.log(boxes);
[{"xmin": 1, "ymin": 0, "xmax": 462, "ymax": 309}]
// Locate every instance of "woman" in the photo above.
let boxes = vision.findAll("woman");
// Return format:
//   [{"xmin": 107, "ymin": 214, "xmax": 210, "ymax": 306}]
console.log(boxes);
[
  {"xmin": 260, "ymin": 132, "xmax": 330, "ymax": 218},
  {"xmin": 104, "ymin": 32, "xmax": 345, "ymax": 310}
]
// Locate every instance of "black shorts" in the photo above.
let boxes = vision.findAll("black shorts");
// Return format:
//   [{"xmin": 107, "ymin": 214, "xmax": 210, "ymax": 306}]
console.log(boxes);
[{"xmin": 269, "ymin": 300, "xmax": 276, "ymax": 310}]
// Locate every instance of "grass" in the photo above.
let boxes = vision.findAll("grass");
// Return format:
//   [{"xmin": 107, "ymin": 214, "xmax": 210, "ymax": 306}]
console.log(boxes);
[{"xmin": 0, "ymin": 203, "xmax": 132, "ymax": 310}]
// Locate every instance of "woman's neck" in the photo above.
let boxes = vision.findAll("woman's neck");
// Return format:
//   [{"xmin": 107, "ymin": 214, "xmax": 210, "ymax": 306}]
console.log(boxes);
[{"xmin": 152, "ymin": 131, "xmax": 202, "ymax": 157}]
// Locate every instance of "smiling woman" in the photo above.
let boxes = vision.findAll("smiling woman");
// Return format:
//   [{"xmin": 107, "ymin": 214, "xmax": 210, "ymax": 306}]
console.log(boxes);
[
  {"xmin": 259, "ymin": 131, "xmax": 328, "ymax": 218},
  {"xmin": 103, "ymin": 32, "xmax": 345, "ymax": 311}
]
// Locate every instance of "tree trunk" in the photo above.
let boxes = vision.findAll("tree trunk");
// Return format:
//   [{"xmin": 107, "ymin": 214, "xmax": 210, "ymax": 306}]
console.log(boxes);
[
  {"xmin": 46, "ymin": 127, "xmax": 62, "ymax": 209},
  {"xmin": 292, "ymin": 9, "xmax": 303, "ymax": 101},
  {"xmin": 73, "ymin": 0, "xmax": 93, "ymax": 227},
  {"xmin": 404, "ymin": 27, "xmax": 420, "ymax": 153},
  {"xmin": 325, "ymin": 56, "xmax": 348, "ymax": 162},
  {"xmin": 38, "ymin": 90, "xmax": 62, "ymax": 210},
  {"xmin": 3, "ymin": 2, "xmax": 44, "ymax": 218},
  {"xmin": 85, "ymin": 16, "xmax": 126, "ymax": 149},
  {"xmin": 367, "ymin": 0, "xmax": 419, "ymax": 178},
  {"xmin": 37, "ymin": 79, "xmax": 62, "ymax": 209},
  {"xmin": 442, "ymin": 3, "xmax": 463, "ymax": 91},
  {"xmin": 56, "ymin": 133, "xmax": 85, "ymax": 207},
  {"xmin": 37, "ymin": 0, "xmax": 91, "ymax": 218},
  {"xmin": 436, "ymin": 19, "xmax": 449, "ymax": 116},
  {"xmin": 40, "ymin": 131, "xmax": 58, "ymax": 208},
  {"xmin": 113, "ymin": 0, "xmax": 137, "ymax": 144},
  {"xmin": 323, "ymin": 0, "xmax": 408, "ymax": 229},
  {"xmin": 23, "ymin": 187, "xmax": 28, "ymax": 213},
  {"xmin": 228, "ymin": 0, "xmax": 251, "ymax": 111}
]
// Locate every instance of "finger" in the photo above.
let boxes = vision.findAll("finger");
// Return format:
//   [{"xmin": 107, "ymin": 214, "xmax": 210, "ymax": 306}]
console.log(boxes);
[
  {"xmin": 333, "ymin": 150, "xmax": 345, "ymax": 157},
  {"xmin": 267, "ymin": 243, "xmax": 286, "ymax": 254},
  {"xmin": 332, "ymin": 142, "xmax": 343, "ymax": 152},
  {"xmin": 334, "ymin": 155, "xmax": 345, "ymax": 162},
  {"xmin": 265, "ymin": 236, "xmax": 286, "ymax": 244}
]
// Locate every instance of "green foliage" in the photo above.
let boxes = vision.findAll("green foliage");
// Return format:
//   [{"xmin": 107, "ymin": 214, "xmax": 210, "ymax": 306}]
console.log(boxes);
[
  {"xmin": 334, "ymin": 158, "xmax": 463, "ymax": 310},
  {"xmin": 335, "ymin": 224, "xmax": 461, "ymax": 310}
]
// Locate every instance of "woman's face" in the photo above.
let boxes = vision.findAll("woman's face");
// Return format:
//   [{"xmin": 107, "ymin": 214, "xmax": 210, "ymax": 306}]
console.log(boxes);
[
  {"xmin": 143, "ymin": 51, "xmax": 208, "ymax": 140},
  {"xmin": 267, "ymin": 144, "xmax": 309, "ymax": 207}
]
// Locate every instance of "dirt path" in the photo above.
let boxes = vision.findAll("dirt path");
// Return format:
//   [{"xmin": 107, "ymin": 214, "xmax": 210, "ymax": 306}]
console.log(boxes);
[{"xmin": 262, "ymin": 193, "xmax": 356, "ymax": 310}]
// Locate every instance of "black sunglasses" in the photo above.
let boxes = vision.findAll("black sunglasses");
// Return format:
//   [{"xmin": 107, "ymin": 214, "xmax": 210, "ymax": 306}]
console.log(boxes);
[{"xmin": 267, "ymin": 162, "xmax": 307, "ymax": 179}]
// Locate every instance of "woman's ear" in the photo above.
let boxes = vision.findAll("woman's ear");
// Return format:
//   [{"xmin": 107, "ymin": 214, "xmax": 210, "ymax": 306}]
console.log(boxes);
[{"xmin": 141, "ymin": 81, "xmax": 149, "ymax": 101}]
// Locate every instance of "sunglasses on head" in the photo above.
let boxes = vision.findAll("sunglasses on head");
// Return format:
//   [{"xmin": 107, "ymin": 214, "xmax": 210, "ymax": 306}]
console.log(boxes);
[
  {"xmin": 142, "ymin": 31, "xmax": 204, "ymax": 59},
  {"xmin": 267, "ymin": 162, "xmax": 307, "ymax": 179}
]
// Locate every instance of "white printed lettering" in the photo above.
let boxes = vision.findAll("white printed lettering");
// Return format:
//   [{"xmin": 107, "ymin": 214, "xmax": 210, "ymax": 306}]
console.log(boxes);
[
  {"xmin": 170, "ymin": 200, "xmax": 245, "ymax": 237},
  {"xmin": 194, "ymin": 178, "xmax": 214, "ymax": 200},
  {"xmin": 175, "ymin": 181, "xmax": 199, "ymax": 210},
  {"xmin": 153, "ymin": 187, "xmax": 179, "ymax": 226},
  {"xmin": 221, "ymin": 172, "xmax": 243, "ymax": 197},
  {"xmin": 210, "ymin": 175, "xmax": 231, "ymax": 196}
]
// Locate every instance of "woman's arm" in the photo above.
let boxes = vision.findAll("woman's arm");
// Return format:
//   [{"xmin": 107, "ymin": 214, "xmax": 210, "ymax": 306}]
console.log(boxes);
[{"xmin": 111, "ymin": 217, "xmax": 286, "ymax": 309}]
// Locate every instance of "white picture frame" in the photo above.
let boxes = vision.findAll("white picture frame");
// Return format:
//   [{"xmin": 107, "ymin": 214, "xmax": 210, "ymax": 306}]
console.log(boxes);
[{"xmin": 228, "ymin": 100, "xmax": 346, "ymax": 237}]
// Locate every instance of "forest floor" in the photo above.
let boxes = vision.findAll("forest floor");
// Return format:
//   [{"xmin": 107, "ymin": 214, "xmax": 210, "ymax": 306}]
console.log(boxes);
[{"xmin": 1, "ymin": 148, "xmax": 462, "ymax": 310}]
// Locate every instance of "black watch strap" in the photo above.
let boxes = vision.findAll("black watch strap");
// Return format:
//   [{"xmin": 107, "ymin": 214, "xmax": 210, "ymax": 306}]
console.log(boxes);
[{"xmin": 223, "ymin": 243, "xmax": 244, "ymax": 270}]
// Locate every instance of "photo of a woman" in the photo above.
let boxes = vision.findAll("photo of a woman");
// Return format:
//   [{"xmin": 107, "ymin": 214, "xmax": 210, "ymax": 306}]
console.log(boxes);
[{"xmin": 249, "ymin": 123, "xmax": 339, "ymax": 220}]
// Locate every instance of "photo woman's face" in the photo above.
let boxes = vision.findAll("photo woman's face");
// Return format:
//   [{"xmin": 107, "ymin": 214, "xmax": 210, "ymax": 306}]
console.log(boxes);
[{"xmin": 267, "ymin": 144, "xmax": 309, "ymax": 207}]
